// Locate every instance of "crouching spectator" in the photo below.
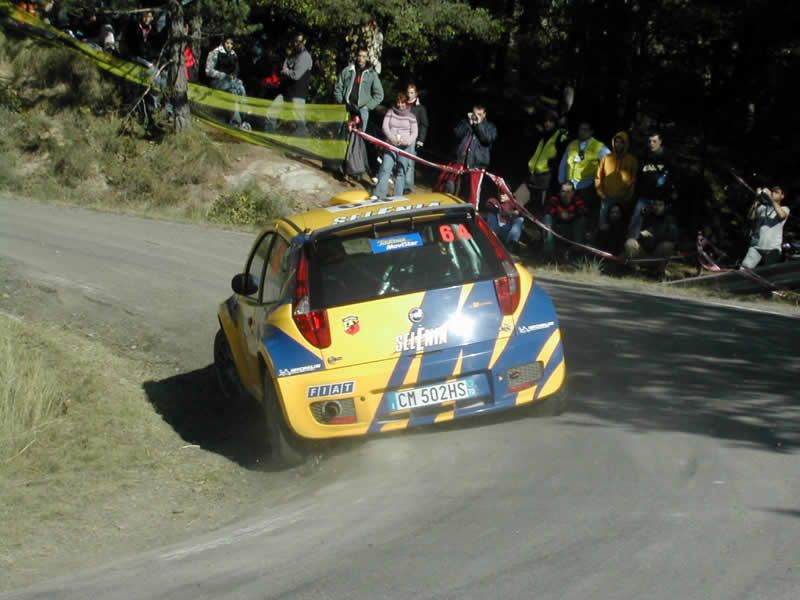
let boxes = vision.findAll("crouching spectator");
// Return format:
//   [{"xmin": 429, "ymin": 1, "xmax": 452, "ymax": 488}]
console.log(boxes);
[
  {"xmin": 542, "ymin": 181, "xmax": 587, "ymax": 257},
  {"xmin": 373, "ymin": 92, "xmax": 417, "ymax": 197},
  {"xmin": 624, "ymin": 198, "xmax": 678, "ymax": 277},
  {"xmin": 206, "ymin": 36, "xmax": 250, "ymax": 130},
  {"xmin": 485, "ymin": 193, "xmax": 524, "ymax": 254}
]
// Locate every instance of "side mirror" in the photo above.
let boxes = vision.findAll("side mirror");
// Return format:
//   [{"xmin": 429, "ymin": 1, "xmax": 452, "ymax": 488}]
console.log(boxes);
[{"xmin": 231, "ymin": 273, "xmax": 258, "ymax": 296}]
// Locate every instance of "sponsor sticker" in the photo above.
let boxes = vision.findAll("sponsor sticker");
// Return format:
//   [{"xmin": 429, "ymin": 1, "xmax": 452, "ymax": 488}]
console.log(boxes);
[
  {"xmin": 517, "ymin": 321, "xmax": 555, "ymax": 335},
  {"xmin": 331, "ymin": 202, "xmax": 441, "ymax": 224},
  {"xmin": 370, "ymin": 233, "xmax": 424, "ymax": 254},
  {"xmin": 307, "ymin": 381, "xmax": 356, "ymax": 398},
  {"xmin": 277, "ymin": 363, "xmax": 324, "ymax": 377},
  {"xmin": 395, "ymin": 325, "xmax": 448, "ymax": 353},
  {"xmin": 343, "ymin": 315, "xmax": 360, "ymax": 335}
]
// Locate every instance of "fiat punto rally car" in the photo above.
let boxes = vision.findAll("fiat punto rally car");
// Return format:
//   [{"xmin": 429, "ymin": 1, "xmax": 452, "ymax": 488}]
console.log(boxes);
[{"xmin": 215, "ymin": 192, "xmax": 566, "ymax": 464}]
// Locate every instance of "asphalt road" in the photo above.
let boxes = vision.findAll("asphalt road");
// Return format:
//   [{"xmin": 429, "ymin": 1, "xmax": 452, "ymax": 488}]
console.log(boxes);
[{"xmin": 2, "ymin": 197, "xmax": 799, "ymax": 600}]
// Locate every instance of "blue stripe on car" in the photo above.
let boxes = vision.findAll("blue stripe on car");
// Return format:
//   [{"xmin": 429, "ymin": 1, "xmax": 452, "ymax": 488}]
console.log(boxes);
[{"xmin": 262, "ymin": 325, "xmax": 325, "ymax": 377}]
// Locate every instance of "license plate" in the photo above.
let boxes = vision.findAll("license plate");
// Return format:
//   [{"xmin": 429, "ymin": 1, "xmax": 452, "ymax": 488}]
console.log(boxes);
[{"xmin": 389, "ymin": 375, "xmax": 486, "ymax": 411}]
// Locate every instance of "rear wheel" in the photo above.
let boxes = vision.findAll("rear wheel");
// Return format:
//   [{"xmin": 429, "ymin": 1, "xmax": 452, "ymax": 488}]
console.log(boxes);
[
  {"xmin": 214, "ymin": 328, "xmax": 243, "ymax": 401},
  {"xmin": 529, "ymin": 382, "xmax": 568, "ymax": 417},
  {"xmin": 263, "ymin": 372, "xmax": 307, "ymax": 467}
]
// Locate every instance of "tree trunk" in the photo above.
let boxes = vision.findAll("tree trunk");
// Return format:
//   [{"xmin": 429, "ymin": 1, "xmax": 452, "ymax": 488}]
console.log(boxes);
[{"xmin": 167, "ymin": 0, "xmax": 190, "ymax": 131}]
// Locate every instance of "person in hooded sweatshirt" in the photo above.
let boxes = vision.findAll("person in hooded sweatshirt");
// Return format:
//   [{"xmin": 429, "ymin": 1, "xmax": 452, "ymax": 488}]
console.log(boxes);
[
  {"xmin": 373, "ymin": 92, "xmax": 418, "ymax": 197},
  {"xmin": 595, "ymin": 131, "xmax": 638, "ymax": 231}
]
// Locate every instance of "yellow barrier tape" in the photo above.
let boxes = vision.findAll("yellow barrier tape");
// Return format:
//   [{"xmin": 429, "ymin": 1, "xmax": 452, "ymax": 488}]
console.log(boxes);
[{"xmin": 1, "ymin": 2, "xmax": 349, "ymax": 160}]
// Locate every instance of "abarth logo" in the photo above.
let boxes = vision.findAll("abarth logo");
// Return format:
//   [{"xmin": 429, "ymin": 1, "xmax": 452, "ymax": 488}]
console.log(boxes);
[
  {"xmin": 408, "ymin": 307, "xmax": 423, "ymax": 323},
  {"xmin": 343, "ymin": 315, "xmax": 360, "ymax": 335}
]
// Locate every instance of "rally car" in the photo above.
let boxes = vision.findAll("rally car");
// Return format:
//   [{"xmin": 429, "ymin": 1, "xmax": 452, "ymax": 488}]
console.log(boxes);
[{"xmin": 215, "ymin": 192, "xmax": 567, "ymax": 465}]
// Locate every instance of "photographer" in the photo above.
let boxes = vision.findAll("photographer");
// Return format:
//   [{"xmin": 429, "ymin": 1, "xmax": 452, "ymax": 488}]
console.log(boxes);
[
  {"xmin": 741, "ymin": 186, "xmax": 790, "ymax": 269},
  {"xmin": 446, "ymin": 104, "xmax": 498, "ymax": 200}
]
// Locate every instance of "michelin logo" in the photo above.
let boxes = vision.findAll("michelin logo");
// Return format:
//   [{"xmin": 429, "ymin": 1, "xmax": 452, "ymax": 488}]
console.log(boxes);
[
  {"xmin": 277, "ymin": 363, "xmax": 323, "ymax": 377},
  {"xmin": 308, "ymin": 381, "xmax": 355, "ymax": 398},
  {"xmin": 517, "ymin": 321, "xmax": 555, "ymax": 335}
]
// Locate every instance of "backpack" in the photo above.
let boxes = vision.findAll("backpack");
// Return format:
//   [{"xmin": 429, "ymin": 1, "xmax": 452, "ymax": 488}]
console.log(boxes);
[{"xmin": 344, "ymin": 131, "xmax": 368, "ymax": 178}]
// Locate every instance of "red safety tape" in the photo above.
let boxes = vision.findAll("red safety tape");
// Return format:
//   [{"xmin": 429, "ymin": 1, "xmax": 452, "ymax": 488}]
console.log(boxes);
[
  {"xmin": 350, "ymin": 121, "xmax": 703, "ymax": 268},
  {"xmin": 696, "ymin": 233, "xmax": 785, "ymax": 294}
]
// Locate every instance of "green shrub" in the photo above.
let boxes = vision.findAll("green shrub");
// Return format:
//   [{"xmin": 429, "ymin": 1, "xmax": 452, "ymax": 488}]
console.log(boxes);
[
  {"xmin": 11, "ymin": 40, "xmax": 119, "ymax": 112},
  {"xmin": 209, "ymin": 180, "xmax": 288, "ymax": 226}
]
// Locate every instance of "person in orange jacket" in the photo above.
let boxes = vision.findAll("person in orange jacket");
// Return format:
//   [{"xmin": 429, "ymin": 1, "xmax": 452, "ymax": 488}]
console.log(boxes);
[{"xmin": 595, "ymin": 131, "xmax": 638, "ymax": 231}]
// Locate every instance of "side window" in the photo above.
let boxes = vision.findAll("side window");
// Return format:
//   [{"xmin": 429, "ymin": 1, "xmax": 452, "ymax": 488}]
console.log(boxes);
[
  {"xmin": 246, "ymin": 232, "xmax": 274, "ymax": 299},
  {"xmin": 262, "ymin": 236, "xmax": 291, "ymax": 304}
]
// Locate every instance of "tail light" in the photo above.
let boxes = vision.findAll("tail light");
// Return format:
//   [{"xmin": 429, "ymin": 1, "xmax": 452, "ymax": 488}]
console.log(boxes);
[
  {"xmin": 293, "ymin": 250, "xmax": 331, "ymax": 349},
  {"xmin": 477, "ymin": 216, "xmax": 521, "ymax": 315}
]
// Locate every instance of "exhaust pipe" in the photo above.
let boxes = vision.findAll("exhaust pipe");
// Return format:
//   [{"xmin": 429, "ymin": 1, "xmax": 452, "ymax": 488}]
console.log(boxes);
[{"xmin": 322, "ymin": 401, "xmax": 342, "ymax": 421}]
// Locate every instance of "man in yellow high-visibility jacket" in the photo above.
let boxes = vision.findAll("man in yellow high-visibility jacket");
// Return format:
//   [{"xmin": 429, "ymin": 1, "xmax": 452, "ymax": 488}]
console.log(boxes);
[
  {"xmin": 558, "ymin": 122, "xmax": 609, "ymax": 229},
  {"xmin": 515, "ymin": 110, "xmax": 568, "ymax": 211}
]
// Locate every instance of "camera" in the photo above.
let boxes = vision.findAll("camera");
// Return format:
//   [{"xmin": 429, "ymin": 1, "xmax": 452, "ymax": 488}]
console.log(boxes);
[
  {"xmin": 756, "ymin": 188, "xmax": 772, "ymax": 204},
  {"xmin": 468, "ymin": 112, "xmax": 477, "ymax": 124}
]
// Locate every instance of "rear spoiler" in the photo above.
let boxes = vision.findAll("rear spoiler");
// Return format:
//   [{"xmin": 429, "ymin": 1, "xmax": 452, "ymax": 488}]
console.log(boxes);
[{"xmin": 307, "ymin": 203, "xmax": 476, "ymax": 242}]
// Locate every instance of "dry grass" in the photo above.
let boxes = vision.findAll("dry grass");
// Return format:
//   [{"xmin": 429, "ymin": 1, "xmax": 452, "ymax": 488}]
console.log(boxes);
[
  {"xmin": 0, "ymin": 314, "xmax": 259, "ymax": 584},
  {"xmin": 0, "ymin": 316, "xmax": 69, "ymax": 462},
  {"xmin": 0, "ymin": 35, "xmax": 286, "ymax": 227}
]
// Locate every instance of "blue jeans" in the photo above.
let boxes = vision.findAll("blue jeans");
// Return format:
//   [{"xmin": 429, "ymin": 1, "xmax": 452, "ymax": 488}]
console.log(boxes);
[
  {"xmin": 404, "ymin": 144, "xmax": 418, "ymax": 192},
  {"xmin": 265, "ymin": 95, "xmax": 307, "ymax": 135},
  {"xmin": 212, "ymin": 77, "xmax": 247, "ymax": 125},
  {"xmin": 486, "ymin": 213, "xmax": 524, "ymax": 245},
  {"xmin": 374, "ymin": 147, "xmax": 412, "ymax": 197}
]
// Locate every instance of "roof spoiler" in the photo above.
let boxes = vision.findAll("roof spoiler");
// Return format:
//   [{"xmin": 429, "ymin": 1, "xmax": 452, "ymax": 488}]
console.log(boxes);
[{"xmin": 308, "ymin": 203, "xmax": 476, "ymax": 241}]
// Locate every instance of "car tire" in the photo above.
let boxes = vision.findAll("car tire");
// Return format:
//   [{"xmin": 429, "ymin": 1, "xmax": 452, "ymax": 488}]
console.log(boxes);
[
  {"xmin": 263, "ymin": 372, "xmax": 307, "ymax": 467},
  {"xmin": 529, "ymin": 382, "xmax": 568, "ymax": 417},
  {"xmin": 214, "ymin": 328, "xmax": 245, "ymax": 402}
]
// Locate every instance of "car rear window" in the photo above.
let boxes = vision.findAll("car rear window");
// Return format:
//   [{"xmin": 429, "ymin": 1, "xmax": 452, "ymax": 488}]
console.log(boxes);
[{"xmin": 308, "ymin": 215, "xmax": 505, "ymax": 309}]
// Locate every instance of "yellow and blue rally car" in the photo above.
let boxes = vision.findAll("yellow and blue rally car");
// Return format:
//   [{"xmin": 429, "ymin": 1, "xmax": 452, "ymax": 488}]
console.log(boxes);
[{"xmin": 215, "ymin": 192, "xmax": 566, "ymax": 464}]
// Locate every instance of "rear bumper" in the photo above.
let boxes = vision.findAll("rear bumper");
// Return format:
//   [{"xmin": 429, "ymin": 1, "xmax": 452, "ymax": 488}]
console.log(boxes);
[{"xmin": 275, "ymin": 328, "xmax": 566, "ymax": 440}]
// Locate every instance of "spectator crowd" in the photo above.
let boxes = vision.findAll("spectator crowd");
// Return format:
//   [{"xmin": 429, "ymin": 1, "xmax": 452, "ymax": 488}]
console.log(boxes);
[{"xmin": 14, "ymin": 0, "xmax": 793, "ymax": 279}]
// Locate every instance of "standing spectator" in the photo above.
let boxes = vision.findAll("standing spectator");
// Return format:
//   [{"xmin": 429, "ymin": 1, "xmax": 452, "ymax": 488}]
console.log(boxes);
[
  {"xmin": 334, "ymin": 48, "xmax": 384, "ymax": 131},
  {"xmin": 123, "ymin": 10, "xmax": 161, "ymax": 67},
  {"xmin": 627, "ymin": 130, "xmax": 675, "ymax": 239},
  {"xmin": 558, "ymin": 122, "xmax": 609, "ymax": 223},
  {"xmin": 595, "ymin": 131, "xmax": 638, "ymax": 231},
  {"xmin": 446, "ymin": 104, "xmax": 498, "ymax": 203},
  {"xmin": 373, "ymin": 92, "xmax": 418, "ymax": 198},
  {"xmin": 516, "ymin": 110, "xmax": 569, "ymax": 212},
  {"xmin": 741, "ymin": 186, "xmax": 790, "ymax": 269},
  {"xmin": 206, "ymin": 36, "xmax": 250, "ymax": 130},
  {"xmin": 624, "ymin": 198, "xmax": 678, "ymax": 277},
  {"xmin": 265, "ymin": 34, "xmax": 312, "ymax": 135},
  {"xmin": 542, "ymin": 181, "xmax": 588, "ymax": 256},
  {"xmin": 183, "ymin": 23, "xmax": 198, "ymax": 81},
  {"xmin": 485, "ymin": 193, "xmax": 525, "ymax": 253},
  {"xmin": 404, "ymin": 82, "xmax": 428, "ymax": 194},
  {"xmin": 121, "ymin": 10, "xmax": 165, "ymax": 114}
]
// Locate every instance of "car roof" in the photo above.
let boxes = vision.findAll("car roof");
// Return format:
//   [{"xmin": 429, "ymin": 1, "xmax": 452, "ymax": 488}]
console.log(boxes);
[{"xmin": 276, "ymin": 193, "xmax": 469, "ymax": 239}]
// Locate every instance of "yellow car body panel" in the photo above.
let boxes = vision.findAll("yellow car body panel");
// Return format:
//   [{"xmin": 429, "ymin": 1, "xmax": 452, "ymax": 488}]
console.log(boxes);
[{"xmin": 217, "ymin": 193, "xmax": 567, "ymax": 440}]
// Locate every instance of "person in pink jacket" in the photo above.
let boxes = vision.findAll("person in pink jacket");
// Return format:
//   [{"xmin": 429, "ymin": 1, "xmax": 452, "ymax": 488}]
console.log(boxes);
[{"xmin": 373, "ymin": 92, "xmax": 418, "ymax": 197}]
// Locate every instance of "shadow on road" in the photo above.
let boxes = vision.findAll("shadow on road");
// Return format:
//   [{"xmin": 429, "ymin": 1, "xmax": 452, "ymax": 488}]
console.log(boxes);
[
  {"xmin": 143, "ymin": 365, "xmax": 272, "ymax": 469},
  {"xmin": 547, "ymin": 282, "xmax": 800, "ymax": 453}
]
